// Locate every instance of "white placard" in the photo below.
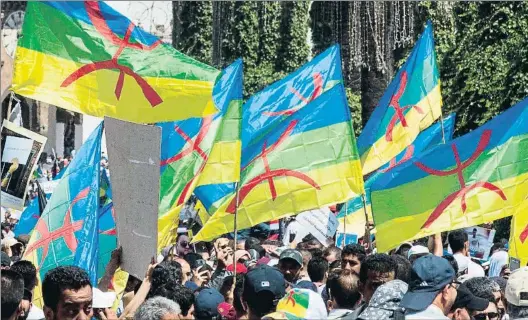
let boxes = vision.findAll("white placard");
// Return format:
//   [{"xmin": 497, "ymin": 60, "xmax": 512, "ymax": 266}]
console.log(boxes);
[
  {"xmin": 2, "ymin": 136, "xmax": 33, "ymax": 163},
  {"xmin": 296, "ymin": 208, "xmax": 338, "ymax": 247}
]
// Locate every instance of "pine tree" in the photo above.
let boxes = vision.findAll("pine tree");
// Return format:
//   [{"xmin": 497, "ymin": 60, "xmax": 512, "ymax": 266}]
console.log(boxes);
[{"xmin": 276, "ymin": 1, "xmax": 310, "ymax": 73}]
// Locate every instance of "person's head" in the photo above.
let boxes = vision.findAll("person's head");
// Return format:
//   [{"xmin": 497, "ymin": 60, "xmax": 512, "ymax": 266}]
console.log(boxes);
[
  {"xmin": 10, "ymin": 260, "xmax": 37, "ymax": 292},
  {"xmin": 472, "ymin": 228, "xmax": 477, "ymax": 238},
  {"xmin": 443, "ymin": 254, "xmax": 460, "ymax": 276},
  {"xmin": 151, "ymin": 260, "xmax": 183, "ymax": 289},
  {"xmin": 407, "ymin": 245, "xmax": 430, "ymax": 264},
  {"xmin": 146, "ymin": 283, "xmax": 195, "ymax": 319},
  {"xmin": 323, "ymin": 246, "xmax": 341, "ymax": 264},
  {"xmin": 307, "ymin": 256, "xmax": 328, "ymax": 283},
  {"xmin": 1, "ymin": 269, "xmax": 24, "ymax": 320},
  {"xmin": 391, "ymin": 254, "xmax": 412, "ymax": 284},
  {"xmin": 242, "ymin": 265, "xmax": 286, "ymax": 319},
  {"xmin": 176, "ymin": 234, "xmax": 192, "ymax": 256},
  {"xmin": 194, "ymin": 288, "xmax": 224, "ymax": 320},
  {"xmin": 448, "ymin": 287, "xmax": 489, "ymax": 320},
  {"xmin": 326, "ymin": 269, "xmax": 361, "ymax": 310},
  {"xmin": 401, "ymin": 255, "xmax": 457, "ymax": 316},
  {"xmin": 394, "ymin": 242, "xmax": 412, "ymax": 258},
  {"xmin": 463, "ymin": 277, "xmax": 503, "ymax": 314},
  {"xmin": 278, "ymin": 249, "xmax": 303, "ymax": 283},
  {"xmin": 472, "ymin": 301, "xmax": 499, "ymax": 320},
  {"xmin": 298, "ymin": 250, "xmax": 312, "ymax": 276},
  {"xmin": 505, "ymin": 267, "xmax": 528, "ymax": 320},
  {"xmin": 341, "ymin": 244, "xmax": 366, "ymax": 275},
  {"xmin": 449, "ymin": 230, "xmax": 469, "ymax": 255},
  {"xmin": 134, "ymin": 296, "xmax": 181, "ymax": 320},
  {"xmin": 358, "ymin": 280, "xmax": 408, "ymax": 320},
  {"xmin": 359, "ymin": 254, "xmax": 396, "ymax": 303},
  {"xmin": 247, "ymin": 244, "xmax": 266, "ymax": 259},
  {"xmin": 328, "ymin": 259, "xmax": 341, "ymax": 272},
  {"xmin": 245, "ymin": 237, "xmax": 260, "ymax": 251},
  {"xmin": 42, "ymin": 266, "xmax": 93, "ymax": 320},
  {"xmin": 173, "ymin": 257, "xmax": 191, "ymax": 284}
]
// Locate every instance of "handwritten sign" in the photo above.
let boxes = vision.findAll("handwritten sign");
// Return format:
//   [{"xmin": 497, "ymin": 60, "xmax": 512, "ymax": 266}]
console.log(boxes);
[{"xmin": 296, "ymin": 208, "xmax": 338, "ymax": 247}]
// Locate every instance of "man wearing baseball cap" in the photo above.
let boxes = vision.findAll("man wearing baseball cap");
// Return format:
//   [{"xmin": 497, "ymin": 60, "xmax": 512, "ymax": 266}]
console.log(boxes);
[
  {"xmin": 505, "ymin": 267, "xmax": 528, "ymax": 319},
  {"xmin": 242, "ymin": 264, "xmax": 286, "ymax": 319},
  {"xmin": 447, "ymin": 287, "xmax": 489, "ymax": 320},
  {"xmin": 278, "ymin": 249, "xmax": 317, "ymax": 292},
  {"xmin": 401, "ymin": 255, "xmax": 458, "ymax": 319}
]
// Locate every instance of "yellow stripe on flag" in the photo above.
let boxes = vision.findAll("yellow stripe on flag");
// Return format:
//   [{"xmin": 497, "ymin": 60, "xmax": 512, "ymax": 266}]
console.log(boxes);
[
  {"xmin": 199, "ymin": 140, "xmax": 241, "ymax": 185},
  {"xmin": 509, "ymin": 191, "xmax": 528, "ymax": 266}
]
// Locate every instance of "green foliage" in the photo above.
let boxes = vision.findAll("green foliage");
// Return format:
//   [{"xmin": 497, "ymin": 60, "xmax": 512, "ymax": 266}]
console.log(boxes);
[
  {"xmin": 276, "ymin": 1, "xmax": 311, "ymax": 73},
  {"xmin": 174, "ymin": 2, "xmax": 213, "ymax": 65},
  {"xmin": 345, "ymin": 88, "xmax": 362, "ymax": 136}
]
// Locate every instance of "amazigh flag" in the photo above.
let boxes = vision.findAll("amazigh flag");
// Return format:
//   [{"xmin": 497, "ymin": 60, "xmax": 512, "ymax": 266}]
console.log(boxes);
[
  {"xmin": 509, "ymin": 196, "xmax": 528, "ymax": 266},
  {"xmin": 193, "ymin": 84, "xmax": 364, "ymax": 242},
  {"xmin": 97, "ymin": 201, "xmax": 117, "ymax": 279},
  {"xmin": 13, "ymin": 197, "xmax": 40, "ymax": 237},
  {"xmin": 157, "ymin": 60, "xmax": 243, "ymax": 249},
  {"xmin": 357, "ymin": 21, "xmax": 443, "ymax": 175},
  {"xmin": 12, "ymin": 1, "xmax": 220, "ymax": 124},
  {"xmin": 23, "ymin": 123, "xmax": 102, "ymax": 307},
  {"xmin": 337, "ymin": 114, "xmax": 456, "ymax": 235},
  {"xmin": 371, "ymin": 98, "xmax": 528, "ymax": 252}
]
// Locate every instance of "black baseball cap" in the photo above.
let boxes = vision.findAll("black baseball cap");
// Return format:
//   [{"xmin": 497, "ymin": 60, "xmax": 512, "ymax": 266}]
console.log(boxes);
[
  {"xmin": 194, "ymin": 288, "xmax": 225, "ymax": 319},
  {"xmin": 279, "ymin": 249, "xmax": 302, "ymax": 267},
  {"xmin": 400, "ymin": 255, "xmax": 456, "ymax": 311},
  {"xmin": 243, "ymin": 264, "xmax": 286, "ymax": 301},
  {"xmin": 451, "ymin": 287, "xmax": 488, "ymax": 311}
]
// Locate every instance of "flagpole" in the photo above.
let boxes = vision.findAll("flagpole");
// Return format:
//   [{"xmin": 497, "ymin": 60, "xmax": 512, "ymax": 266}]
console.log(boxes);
[
  {"xmin": 232, "ymin": 182, "xmax": 240, "ymax": 278},
  {"xmin": 361, "ymin": 193, "xmax": 372, "ymax": 252},
  {"xmin": 439, "ymin": 111, "xmax": 446, "ymax": 144},
  {"xmin": 342, "ymin": 202, "xmax": 347, "ymax": 248}
]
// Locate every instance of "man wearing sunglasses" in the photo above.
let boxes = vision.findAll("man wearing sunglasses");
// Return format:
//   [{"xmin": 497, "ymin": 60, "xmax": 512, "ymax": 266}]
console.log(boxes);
[
  {"xmin": 401, "ymin": 255, "xmax": 458, "ymax": 319},
  {"xmin": 447, "ymin": 287, "xmax": 489, "ymax": 320}
]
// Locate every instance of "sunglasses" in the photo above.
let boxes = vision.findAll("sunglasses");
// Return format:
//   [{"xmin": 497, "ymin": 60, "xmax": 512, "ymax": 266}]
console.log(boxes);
[
  {"xmin": 180, "ymin": 241, "xmax": 190, "ymax": 248},
  {"xmin": 473, "ymin": 312, "xmax": 499, "ymax": 320}
]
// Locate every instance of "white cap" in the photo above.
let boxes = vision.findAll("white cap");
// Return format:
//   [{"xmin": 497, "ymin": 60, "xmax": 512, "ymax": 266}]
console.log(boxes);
[
  {"xmin": 506, "ymin": 267, "xmax": 528, "ymax": 307},
  {"xmin": 407, "ymin": 245, "xmax": 429, "ymax": 259},
  {"xmin": 92, "ymin": 287, "xmax": 116, "ymax": 309}
]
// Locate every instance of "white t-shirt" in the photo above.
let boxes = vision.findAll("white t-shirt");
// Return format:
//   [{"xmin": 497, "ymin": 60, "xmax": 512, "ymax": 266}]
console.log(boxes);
[{"xmin": 27, "ymin": 305, "xmax": 45, "ymax": 320}]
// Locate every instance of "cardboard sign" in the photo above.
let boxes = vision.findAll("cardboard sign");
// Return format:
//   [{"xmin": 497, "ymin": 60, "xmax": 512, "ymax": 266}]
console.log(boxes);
[
  {"xmin": 105, "ymin": 117, "xmax": 161, "ymax": 279},
  {"xmin": 296, "ymin": 208, "xmax": 338, "ymax": 247},
  {"xmin": 465, "ymin": 226, "xmax": 496, "ymax": 260},
  {"xmin": 1, "ymin": 120, "xmax": 47, "ymax": 209}
]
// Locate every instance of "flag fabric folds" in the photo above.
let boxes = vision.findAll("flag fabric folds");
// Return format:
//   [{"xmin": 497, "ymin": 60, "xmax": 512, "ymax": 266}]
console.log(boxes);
[
  {"xmin": 357, "ymin": 21, "xmax": 443, "ymax": 175},
  {"xmin": 509, "ymin": 197, "xmax": 528, "ymax": 267},
  {"xmin": 157, "ymin": 60, "xmax": 243, "ymax": 249},
  {"xmin": 337, "ymin": 114, "xmax": 456, "ymax": 235},
  {"xmin": 97, "ymin": 201, "xmax": 117, "ymax": 280},
  {"xmin": 22, "ymin": 123, "xmax": 102, "ymax": 307},
  {"xmin": 12, "ymin": 1, "xmax": 220, "ymax": 124},
  {"xmin": 371, "ymin": 98, "xmax": 528, "ymax": 252},
  {"xmin": 194, "ymin": 83, "xmax": 364, "ymax": 242},
  {"xmin": 13, "ymin": 197, "xmax": 40, "ymax": 237}
]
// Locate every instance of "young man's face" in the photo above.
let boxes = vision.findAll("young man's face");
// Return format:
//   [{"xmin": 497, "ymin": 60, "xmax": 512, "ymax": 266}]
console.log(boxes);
[
  {"xmin": 342, "ymin": 254, "xmax": 361, "ymax": 275},
  {"xmin": 278, "ymin": 259, "xmax": 302, "ymax": 283},
  {"xmin": 360, "ymin": 270, "xmax": 395, "ymax": 303},
  {"xmin": 45, "ymin": 285, "xmax": 93, "ymax": 320},
  {"xmin": 177, "ymin": 235, "xmax": 192, "ymax": 256}
]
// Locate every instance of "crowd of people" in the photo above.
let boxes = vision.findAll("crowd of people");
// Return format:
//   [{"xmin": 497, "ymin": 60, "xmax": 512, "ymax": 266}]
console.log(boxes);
[{"xmin": 2, "ymin": 223, "xmax": 528, "ymax": 320}]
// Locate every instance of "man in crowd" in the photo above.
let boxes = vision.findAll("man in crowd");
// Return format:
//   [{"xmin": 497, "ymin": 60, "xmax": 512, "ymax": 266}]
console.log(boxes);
[
  {"xmin": 10, "ymin": 260, "xmax": 44, "ymax": 320},
  {"xmin": 341, "ymin": 244, "xmax": 366, "ymax": 276},
  {"xmin": 2, "ymin": 269, "xmax": 24, "ymax": 320},
  {"xmin": 194, "ymin": 288, "xmax": 225, "ymax": 320},
  {"xmin": 359, "ymin": 254, "xmax": 396, "ymax": 305},
  {"xmin": 449, "ymin": 230, "xmax": 484, "ymax": 278},
  {"xmin": 447, "ymin": 287, "xmax": 489, "ymax": 320},
  {"xmin": 326, "ymin": 269, "xmax": 361, "ymax": 319},
  {"xmin": 42, "ymin": 266, "xmax": 93, "ymax": 320},
  {"xmin": 323, "ymin": 246, "xmax": 342, "ymax": 264},
  {"xmin": 307, "ymin": 256, "xmax": 328, "ymax": 294},
  {"xmin": 134, "ymin": 296, "xmax": 181, "ymax": 320},
  {"xmin": 505, "ymin": 267, "xmax": 528, "ymax": 320},
  {"xmin": 463, "ymin": 277, "xmax": 505, "ymax": 316},
  {"xmin": 401, "ymin": 255, "xmax": 458, "ymax": 319},
  {"xmin": 242, "ymin": 264, "xmax": 286, "ymax": 320}
]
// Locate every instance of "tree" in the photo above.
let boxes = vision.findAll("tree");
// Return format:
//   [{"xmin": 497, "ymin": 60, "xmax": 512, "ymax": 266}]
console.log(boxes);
[{"xmin": 276, "ymin": 1, "xmax": 310, "ymax": 73}]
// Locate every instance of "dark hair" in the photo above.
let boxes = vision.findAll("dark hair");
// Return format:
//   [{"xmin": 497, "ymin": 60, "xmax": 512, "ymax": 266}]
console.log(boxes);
[
  {"xmin": 323, "ymin": 246, "xmax": 342, "ymax": 260},
  {"xmin": 247, "ymin": 244, "xmax": 266, "ymax": 259},
  {"xmin": 307, "ymin": 257, "xmax": 328, "ymax": 283},
  {"xmin": 359, "ymin": 254, "xmax": 396, "ymax": 283},
  {"xmin": 1, "ymin": 269, "xmax": 24, "ymax": 319},
  {"xmin": 245, "ymin": 237, "xmax": 260, "ymax": 250},
  {"xmin": 329, "ymin": 260, "xmax": 342, "ymax": 271},
  {"xmin": 462, "ymin": 277, "xmax": 500, "ymax": 303},
  {"xmin": 220, "ymin": 274, "xmax": 245, "ymax": 313},
  {"xmin": 391, "ymin": 254, "xmax": 411, "ymax": 284},
  {"xmin": 151, "ymin": 261, "xmax": 183, "ymax": 290},
  {"xmin": 442, "ymin": 255, "xmax": 459, "ymax": 275},
  {"xmin": 341, "ymin": 244, "xmax": 366, "ymax": 263},
  {"xmin": 10, "ymin": 260, "xmax": 37, "ymax": 292},
  {"xmin": 147, "ymin": 284, "xmax": 195, "ymax": 316},
  {"xmin": 326, "ymin": 269, "xmax": 361, "ymax": 309},
  {"xmin": 42, "ymin": 266, "xmax": 92, "ymax": 311},
  {"xmin": 184, "ymin": 252, "xmax": 204, "ymax": 270},
  {"xmin": 242, "ymin": 276, "xmax": 280, "ymax": 317},
  {"xmin": 448, "ymin": 230, "xmax": 468, "ymax": 253},
  {"xmin": 308, "ymin": 248, "xmax": 323, "ymax": 259}
]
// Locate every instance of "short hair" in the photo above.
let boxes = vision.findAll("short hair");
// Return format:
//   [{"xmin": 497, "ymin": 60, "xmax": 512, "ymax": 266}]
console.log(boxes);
[
  {"xmin": 341, "ymin": 244, "xmax": 366, "ymax": 262},
  {"xmin": 151, "ymin": 261, "xmax": 183, "ymax": 289},
  {"xmin": 1, "ymin": 269, "xmax": 24, "ymax": 319},
  {"xmin": 307, "ymin": 256, "xmax": 328, "ymax": 282},
  {"xmin": 326, "ymin": 269, "xmax": 361, "ymax": 309},
  {"xmin": 134, "ymin": 296, "xmax": 181, "ymax": 320},
  {"xmin": 359, "ymin": 254, "xmax": 396, "ymax": 284},
  {"xmin": 391, "ymin": 254, "xmax": 411, "ymax": 284},
  {"xmin": 245, "ymin": 237, "xmax": 260, "ymax": 250},
  {"xmin": 448, "ymin": 230, "xmax": 468, "ymax": 253},
  {"xmin": 462, "ymin": 277, "xmax": 500, "ymax": 302},
  {"xmin": 10, "ymin": 260, "xmax": 37, "ymax": 291},
  {"xmin": 42, "ymin": 266, "xmax": 92, "ymax": 311},
  {"xmin": 184, "ymin": 252, "xmax": 203, "ymax": 270},
  {"xmin": 442, "ymin": 255, "xmax": 459, "ymax": 275},
  {"xmin": 299, "ymin": 250, "xmax": 312, "ymax": 268},
  {"xmin": 308, "ymin": 248, "xmax": 323, "ymax": 259},
  {"xmin": 146, "ymin": 284, "xmax": 194, "ymax": 316},
  {"xmin": 507, "ymin": 304, "xmax": 528, "ymax": 319},
  {"xmin": 329, "ymin": 260, "xmax": 342, "ymax": 271},
  {"xmin": 323, "ymin": 246, "xmax": 342, "ymax": 260},
  {"xmin": 247, "ymin": 244, "xmax": 266, "ymax": 259}
]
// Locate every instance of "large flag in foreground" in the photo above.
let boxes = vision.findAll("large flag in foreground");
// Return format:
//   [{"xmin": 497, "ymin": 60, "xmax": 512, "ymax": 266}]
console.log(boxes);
[
  {"xmin": 23, "ymin": 124, "xmax": 102, "ymax": 307},
  {"xmin": 337, "ymin": 114, "xmax": 456, "ymax": 236},
  {"xmin": 509, "ymin": 197, "xmax": 528, "ymax": 266},
  {"xmin": 371, "ymin": 98, "xmax": 528, "ymax": 252},
  {"xmin": 12, "ymin": 1, "xmax": 220, "ymax": 123},
  {"xmin": 194, "ymin": 84, "xmax": 364, "ymax": 242},
  {"xmin": 157, "ymin": 60, "xmax": 243, "ymax": 249},
  {"xmin": 357, "ymin": 21, "xmax": 443, "ymax": 175},
  {"xmin": 13, "ymin": 197, "xmax": 40, "ymax": 236}
]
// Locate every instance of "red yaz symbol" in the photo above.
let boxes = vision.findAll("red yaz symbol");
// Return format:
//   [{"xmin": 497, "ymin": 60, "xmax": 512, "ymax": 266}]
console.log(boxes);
[
  {"xmin": 414, "ymin": 130, "xmax": 506, "ymax": 229},
  {"xmin": 379, "ymin": 145, "xmax": 415, "ymax": 173},
  {"xmin": 61, "ymin": 2, "xmax": 163, "ymax": 107},
  {"xmin": 520, "ymin": 224, "xmax": 528, "ymax": 244},
  {"xmin": 263, "ymin": 73, "xmax": 323, "ymax": 117},
  {"xmin": 385, "ymin": 71, "xmax": 425, "ymax": 142},
  {"xmin": 226, "ymin": 121, "xmax": 321, "ymax": 213}
]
